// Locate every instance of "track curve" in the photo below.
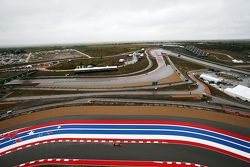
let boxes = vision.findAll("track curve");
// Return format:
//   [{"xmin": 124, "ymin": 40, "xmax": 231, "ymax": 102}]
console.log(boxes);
[{"xmin": 1, "ymin": 120, "xmax": 249, "ymax": 162}]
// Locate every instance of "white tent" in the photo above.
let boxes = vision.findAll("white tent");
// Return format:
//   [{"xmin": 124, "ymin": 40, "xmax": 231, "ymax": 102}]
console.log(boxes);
[
  {"xmin": 224, "ymin": 85, "xmax": 250, "ymax": 102},
  {"xmin": 232, "ymin": 59, "xmax": 244, "ymax": 64},
  {"xmin": 199, "ymin": 74, "xmax": 223, "ymax": 83}
]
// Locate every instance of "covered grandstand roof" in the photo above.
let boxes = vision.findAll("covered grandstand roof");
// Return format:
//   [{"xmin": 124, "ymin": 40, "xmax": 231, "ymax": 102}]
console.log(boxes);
[
  {"xmin": 224, "ymin": 85, "xmax": 250, "ymax": 102},
  {"xmin": 74, "ymin": 66, "xmax": 118, "ymax": 73}
]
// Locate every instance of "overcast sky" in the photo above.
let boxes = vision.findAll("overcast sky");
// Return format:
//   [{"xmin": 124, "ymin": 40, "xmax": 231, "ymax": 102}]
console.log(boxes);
[{"xmin": 0, "ymin": 0, "xmax": 250, "ymax": 47}]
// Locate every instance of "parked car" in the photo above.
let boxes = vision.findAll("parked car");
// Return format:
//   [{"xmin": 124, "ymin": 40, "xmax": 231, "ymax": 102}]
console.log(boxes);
[{"xmin": 6, "ymin": 110, "xmax": 14, "ymax": 115}]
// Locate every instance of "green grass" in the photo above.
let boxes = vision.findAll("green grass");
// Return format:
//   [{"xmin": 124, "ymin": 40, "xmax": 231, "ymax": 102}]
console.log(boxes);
[
  {"xmin": 0, "ymin": 44, "xmax": 151, "ymax": 69},
  {"xmin": 71, "ymin": 44, "xmax": 151, "ymax": 57},
  {"xmin": 4, "ymin": 44, "xmax": 151, "ymax": 57},
  {"xmin": 30, "ymin": 56, "xmax": 151, "ymax": 77},
  {"xmin": 100, "ymin": 94, "xmax": 202, "ymax": 102},
  {"xmin": 169, "ymin": 56, "xmax": 207, "ymax": 78},
  {"xmin": 0, "ymin": 71, "xmax": 23, "ymax": 79},
  {"xmin": 48, "ymin": 56, "xmax": 124, "ymax": 70},
  {"xmin": 8, "ymin": 90, "xmax": 89, "ymax": 97},
  {"xmin": 80, "ymin": 56, "xmax": 149, "ymax": 76},
  {"xmin": 162, "ymin": 41, "xmax": 250, "ymax": 69},
  {"xmin": 163, "ymin": 56, "xmax": 170, "ymax": 65},
  {"xmin": 157, "ymin": 84, "xmax": 198, "ymax": 91}
]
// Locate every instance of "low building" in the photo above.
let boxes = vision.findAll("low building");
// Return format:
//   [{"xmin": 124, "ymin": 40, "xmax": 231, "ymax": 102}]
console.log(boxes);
[
  {"xmin": 224, "ymin": 85, "xmax": 250, "ymax": 102},
  {"xmin": 25, "ymin": 65, "xmax": 32, "ymax": 68},
  {"xmin": 74, "ymin": 66, "xmax": 118, "ymax": 73},
  {"xmin": 199, "ymin": 74, "xmax": 223, "ymax": 84},
  {"xmin": 118, "ymin": 59, "xmax": 125, "ymax": 63},
  {"xmin": 232, "ymin": 59, "xmax": 244, "ymax": 64}
]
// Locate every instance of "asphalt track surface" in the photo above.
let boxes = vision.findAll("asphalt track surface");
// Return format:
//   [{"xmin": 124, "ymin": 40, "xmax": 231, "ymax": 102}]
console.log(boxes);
[
  {"xmin": 0, "ymin": 116, "xmax": 249, "ymax": 167},
  {"xmin": 8, "ymin": 49, "xmax": 174, "ymax": 87},
  {"xmin": 3, "ymin": 142, "xmax": 248, "ymax": 167},
  {"xmin": 7, "ymin": 48, "xmax": 250, "ymax": 88},
  {"xmin": 15, "ymin": 159, "xmax": 207, "ymax": 167}
]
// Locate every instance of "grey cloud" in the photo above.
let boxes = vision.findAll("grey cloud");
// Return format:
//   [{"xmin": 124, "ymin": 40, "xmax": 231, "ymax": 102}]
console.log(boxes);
[{"xmin": 0, "ymin": 0, "xmax": 249, "ymax": 47}]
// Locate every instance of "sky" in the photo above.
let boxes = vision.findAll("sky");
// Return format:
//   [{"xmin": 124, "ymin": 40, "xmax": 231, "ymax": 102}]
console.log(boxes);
[{"xmin": 0, "ymin": 0, "xmax": 250, "ymax": 47}]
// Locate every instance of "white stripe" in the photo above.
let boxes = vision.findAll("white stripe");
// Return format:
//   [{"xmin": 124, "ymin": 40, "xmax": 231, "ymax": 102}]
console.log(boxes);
[
  {"xmin": 10, "ymin": 123, "xmax": 249, "ymax": 144},
  {"xmin": 1, "ymin": 134, "xmax": 248, "ymax": 159},
  {"xmin": 3, "ymin": 127, "xmax": 247, "ymax": 150}
]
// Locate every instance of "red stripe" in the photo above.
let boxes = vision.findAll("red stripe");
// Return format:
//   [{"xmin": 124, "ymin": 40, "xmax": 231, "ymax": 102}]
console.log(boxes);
[
  {"xmin": 16, "ymin": 159, "xmax": 207, "ymax": 167},
  {"xmin": 2, "ymin": 137, "xmax": 249, "ymax": 162},
  {"xmin": 3, "ymin": 120, "xmax": 249, "ymax": 141}
]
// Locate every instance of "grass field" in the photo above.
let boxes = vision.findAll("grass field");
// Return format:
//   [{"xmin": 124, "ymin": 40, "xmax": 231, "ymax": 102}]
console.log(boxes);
[
  {"xmin": 157, "ymin": 83, "xmax": 198, "ymax": 91},
  {"xmin": 162, "ymin": 42, "xmax": 250, "ymax": 69},
  {"xmin": 30, "ymin": 56, "xmax": 151, "ymax": 77},
  {"xmin": 0, "ymin": 44, "xmax": 152, "ymax": 69},
  {"xmin": 8, "ymin": 90, "xmax": 88, "ymax": 97},
  {"xmin": 48, "ymin": 56, "xmax": 125, "ymax": 70},
  {"xmin": 19, "ymin": 44, "xmax": 151, "ymax": 57},
  {"xmin": 96, "ymin": 94, "xmax": 202, "ymax": 102},
  {"xmin": 81, "ymin": 56, "xmax": 149, "ymax": 76},
  {"xmin": 71, "ymin": 44, "xmax": 151, "ymax": 57},
  {"xmin": 0, "ymin": 71, "xmax": 23, "ymax": 79},
  {"xmin": 169, "ymin": 56, "xmax": 207, "ymax": 78}
]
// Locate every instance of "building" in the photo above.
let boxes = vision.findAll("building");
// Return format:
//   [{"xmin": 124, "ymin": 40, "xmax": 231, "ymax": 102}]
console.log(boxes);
[
  {"xmin": 232, "ymin": 59, "xmax": 244, "ymax": 64},
  {"xmin": 185, "ymin": 45, "xmax": 209, "ymax": 57},
  {"xmin": 74, "ymin": 66, "xmax": 118, "ymax": 73},
  {"xmin": 118, "ymin": 59, "xmax": 125, "ymax": 63},
  {"xmin": 224, "ymin": 85, "xmax": 250, "ymax": 102},
  {"xmin": 199, "ymin": 74, "xmax": 223, "ymax": 84}
]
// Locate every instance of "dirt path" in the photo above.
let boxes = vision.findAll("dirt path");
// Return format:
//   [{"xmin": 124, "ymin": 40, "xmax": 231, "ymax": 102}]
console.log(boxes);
[{"xmin": 0, "ymin": 106, "xmax": 249, "ymax": 130}]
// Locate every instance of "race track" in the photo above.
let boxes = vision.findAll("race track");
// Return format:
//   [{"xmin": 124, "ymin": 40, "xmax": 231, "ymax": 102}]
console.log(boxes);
[
  {"xmin": 0, "ymin": 119, "xmax": 249, "ymax": 167},
  {"xmin": 7, "ymin": 49, "xmax": 175, "ymax": 87}
]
